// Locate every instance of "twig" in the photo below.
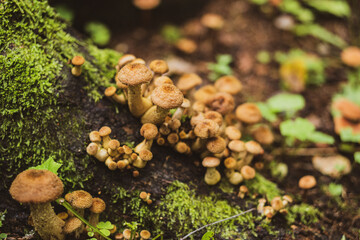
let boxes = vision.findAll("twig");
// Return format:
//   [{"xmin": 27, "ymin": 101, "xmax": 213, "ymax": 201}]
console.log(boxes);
[
  {"xmin": 271, "ymin": 147, "xmax": 337, "ymax": 156},
  {"xmin": 180, "ymin": 208, "xmax": 256, "ymax": 240}
]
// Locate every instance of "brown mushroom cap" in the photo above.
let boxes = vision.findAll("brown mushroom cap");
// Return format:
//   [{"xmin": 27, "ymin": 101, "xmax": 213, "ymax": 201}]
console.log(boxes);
[
  {"xmin": 245, "ymin": 141, "xmax": 264, "ymax": 155},
  {"xmin": 133, "ymin": 0, "xmax": 161, "ymax": 10},
  {"xmin": 214, "ymin": 76, "xmax": 242, "ymax": 95},
  {"xmin": 150, "ymin": 60, "xmax": 169, "ymax": 74},
  {"xmin": 117, "ymin": 54, "xmax": 136, "ymax": 68},
  {"xmin": 201, "ymin": 13, "xmax": 224, "ymax": 30},
  {"xmin": 224, "ymin": 157, "xmax": 237, "ymax": 169},
  {"xmin": 176, "ymin": 73, "xmax": 202, "ymax": 93},
  {"xmin": 63, "ymin": 217, "xmax": 82, "ymax": 234},
  {"xmin": 175, "ymin": 142, "xmax": 189, "ymax": 154},
  {"xmin": 298, "ymin": 175, "xmax": 316, "ymax": 189},
  {"xmin": 202, "ymin": 157, "xmax": 221, "ymax": 168},
  {"xmin": 206, "ymin": 92, "xmax": 235, "ymax": 115},
  {"xmin": 154, "ymin": 76, "xmax": 173, "ymax": 87},
  {"xmin": 71, "ymin": 56, "xmax": 85, "ymax": 66},
  {"xmin": 151, "ymin": 84, "xmax": 184, "ymax": 109},
  {"xmin": 87, "ymin": 143, "xmax": 99, "ymax": 155},
  {"xmin": 228, "ymin": 140, "xmax": 246, "ymax": 153},
  {"xmin": 235, "ymin": 103, "xmax": 262, "ymax": 124},
  {"xmin": 341, "ymin": 46, "xmax": 360, "ymax": 67},
  {"xmin": 140, "ymin": 123, "xmax": 158, "ymax": 140},
  {"xmin": 194, "ymin": 119, "xmax": 220, "ymax": 138},
  {"xmin": 139, "ymin": 149, "xmax": 153, "ymax": 161},
  {"xmin": 333, "ymin": 98, "xmax": 360, "ymax": 121},
  {"xmin": 67, "ymin": 190, "xmax": 93, "ymax": 209},
  {"xmin": 90, "ymin": 197, "xmax": 106, "ymax": 214},
  {"xmin": 89, "ymin": 131, "xmax": 101, "ymax": 142},
  {"xmin": 225, "ymin": 126, "xmax": 241, "ymax": 140},
  {"xmin": 194, "ymin": 85, "xmax": 218, "ymax": 103},
  {"xmin": 252, "ymin": 125, "xmax": 274, "ymax": 145},
  {"xmin": 140, "ymin": 230, "xmax": 151, "ymax": 239},
  {"xmin": 118, "ymin": 63, "xmax": 153, "ymax": 86},
  {"xmin": 10, "ymin": 169, "xmax": 63, "ymax": 204},
  {"xmin": 204, "ymin": 111, "xmax": 223, "ymax": 126},
  {"xmin": 105, "ymin": 86, "xmax": 117, "ymax": 97},
  {"xmin": 240, "ymin": 166, "xmax": 256, "ymax": 180},
  {"xmin": 99, "ymin": 126, "xmax": 111, "ymax": 137},
  {"xmin": 175, "ymin": 38, "xmax": 197, "ymax": 54},
  {"xmin": 123, "ymin": 229, "xmax": 132, "ymax": 239},
  {"xmin": 206, "ymin": 136, "xmax": 227, "ymax": 154},
  {"xmin": 108, "ymin": 140, "xmax": 120, "ymax": 150},
  {"xmin": 271, "ymin": 196, "xmax": 284, "ymax": 211}
]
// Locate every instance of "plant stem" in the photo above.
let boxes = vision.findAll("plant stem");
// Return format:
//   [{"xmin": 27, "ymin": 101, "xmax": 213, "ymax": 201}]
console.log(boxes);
[{"xmin": 55, "ymin": 198, "xmax": 112, "ymax": 240}]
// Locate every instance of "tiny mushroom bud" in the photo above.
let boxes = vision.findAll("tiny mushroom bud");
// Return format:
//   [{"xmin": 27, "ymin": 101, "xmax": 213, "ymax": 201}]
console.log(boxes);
[
  {"xmin": 341, "ymin": 46, "xmax": 360, "ymax": 67},
  {"xmin": 240, "ymin": 165, "xmax": 256, "ymax": 180},
  {"xmin": 235, "ymin": 103, "xmax": 262, "ymax": 124},
  {"xmin": 298, "ymin": 175, "xmax": 317, "ymax": 189},
  {"xmin": 282, "ymin": 195, "xmax": 293, "ymax": 207},
  {"xmin": 176, "ymin": 73, "xmax": 202, "ymax": 95},
  {"xmin": 105, "ymin": 86, "xmax": 125, "ymax": 104},
  {"xmin": 206, "ymin": 92, "xmax": 235, "ymax": 115},
  {"xmin": 141, "ymin": 84, "xmax": 184, "ymax": 125},
  {"xmin": 238, "ymin": 185, "xmax": 248, "ymax": 199},
  {"xmin": 99, "ymin": 126, "xmax": 112, "ymax": 149},
  {"xmin": 71, "ymin": 56, "xmax": 85, "ymax": 77},
  {"xmin": 257, "ymin": 198, "xmax": 267, "ymax": 214},
  {"xmin": 271, "ymin": 196, "xmax": 284, "ymax": 211},
  {"xmin": 9, "ymin": 169, "xmax": 65, "ymax": 240},
  {"xmin": 202, "ymin": 157, "xmax": 221, "ymax": 185},
  {"xmin": 118, "ymin": 63, "xmax": 153, "ymax": 117},
  {"xmin": 214, "ymin": 76, "xmax": 242, "ymax": 95},
  {"xmin": 135, "ymin": 123, "xmax": 158, "ymax": 153}
]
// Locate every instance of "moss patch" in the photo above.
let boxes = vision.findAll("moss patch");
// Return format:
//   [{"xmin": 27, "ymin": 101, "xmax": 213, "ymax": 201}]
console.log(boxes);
[
  {"xmin": 0, "ymin": 0, "xmax": 121, "ymax": 187},
  {"xmin": 246, "ymin": 173, "xmax": 283, "ymax": 201},
  {"xmin": 286, "ymin": 203, "xmax": 320, "ymax": 225}
]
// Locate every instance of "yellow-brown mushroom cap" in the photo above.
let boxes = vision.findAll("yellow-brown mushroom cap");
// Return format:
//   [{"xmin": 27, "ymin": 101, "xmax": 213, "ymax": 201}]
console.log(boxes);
[
  {"xmin": 235, "ymin": 103, "xmax": 262, "ymax": 124},
  {"xmin": 194, "ymin": 85, "xmax": 217, "ymax": 103},
  {"xmin": 133, "ymin": 0, "xmax": 161, "ymax": 10},
  {"xmin": 89, "ymin": 131, "xmax": 101, "ymax": 142},
  {"xmin": 206, "ymin": 136, "xmax": 227, "ymax": 154},
  {"xmin": 175, "ymin": 38, "xmax": 197, "ymax": 54},
  {"xmin": 150, "ymin": 60, "xmax": 169, "ymax": 74},
  {"xmin": 140, "ymin": 123, "xmax": 158, "ymax": 140},
  {"xmin": 271, "ymin": 196, "xmax": 284, "ymax": 211},
  {"xmin": 341, "ymin": 46, "xmax": 360, "ymax": 67},
  {"xmin": 123, "ymin": 229, "xmax": 132, "ymax": 239},
  {"xmin": 90, "ymin": 197, "xmax": 106, "ymax": 214},
  {"xmin": 139, "ymin": 149, "xmax": 153, "ymax": 161},
  {"xmin": 224, "ymin": 157, "xmax": 237, "ymax": 169},
  {"xmin": 139, "ymin": 191, "xmax": 148, "ymax": 200},
  {"xmin": 298, "ymin": 175, "xmax": 316, "ymax": 189},
  {"xmin": 99, "ymin": 126, "xmax": 111, "ymax": 137},
  {"xmin": 140, "ymin": 230, "xmax": 151, "ymax": 239},
  {"xmin": 151, "ymin": 84, "xmax": 184, "ymax": 109},
  {"xmin": 154, "ymin": 76, "xmax": 174, "ymax": 87},
  {"xmin": 245, "ymin": 141, "xmax": 264, "ymax": 155},
  {"xmin": 71, "ymin": 56, "xmax": 85, "ymax": 66},
  {"xmin": 225, "ymin": 126, "xmax": 241, "ymax": 140},
  {"xmin": 63, "ymin": 217, "xmax": 82, "ymax": 234},
  {"xmin": 240, "ymin": 166, "xmax": 256, "ymax": 180},
  {"xmin": 175, "ymin": 142, "xmax": 189, "ymax": 154},
  {"xmin": 108, "ymin": 139, "xmax": 120, "ymax": 150},
  {"xmin": 176, "ymin": 73, "xmax": 202, "ymax": 93},
  {"xmin": 87, "ymin": 143, "xmax": 99, "ymax": 155},
  {"xmin": 239, "ymin": 185, "xmax": 248, "ymax": 193},
  {"xmin": 333, "ymin": 98, "xmax": 360, "ymax": 121},
  {"xmin": 201, "ymin": 13, "xmax": 224, "ymax": 30},
  {"xmin": 9, "ymin": 169, "xmax": 63, "ymax": 204},
  {"xmin": 117, "ymin": 54, "xmax": 136, "ymax": 68},
  {"xmin": 228, "ymin": 140, "xmax": 246, "ymax": 153},
  {"xmin": 202, "ymin": 157, "xmax": 221, "ymax": 168},
  {"xmin": 206, "ymin": 92, "xmax": 235, "ymax": 115},
  {"xmin": 67, "ymin": 190, "xmax": 93, "ymax": 209},
  {"xmin": 204, "ymin": 111, "xmax": 223, "ymax": 126},
  {"xmin": 105, "ymin": 86, "xmax": 117, "ymax": 97},
  {"xmin": 194, "ymin": 119, "xmax": 219, "ymax": 138},
  {"xmin": 118, "ymin": 63, "xmax": 153, "ymax": 86},
  {"xmin": 214, "ymin": 76, "xmax": 242, "ymax": 95}
]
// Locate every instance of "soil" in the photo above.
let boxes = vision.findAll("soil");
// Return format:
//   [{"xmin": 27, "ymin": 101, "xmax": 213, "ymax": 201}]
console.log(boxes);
[{"xmin": 2, "ymin": 0, "xmax": 360, "ymax": 239}]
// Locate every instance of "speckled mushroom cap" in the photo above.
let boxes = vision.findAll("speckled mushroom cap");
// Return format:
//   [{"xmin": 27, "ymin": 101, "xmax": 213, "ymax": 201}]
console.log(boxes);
[
  {"xmin": 118, "ymin": 63, "xmax": 153, "ymax": 86},
  {"xmin": 150, "ymin": 60, "xmax": 169, "ymax": 74},
  {"xmin": 240, "ymin": 166, "xmax": 256, "ymax": 180},
  {"xmin": 298, "ymin": 175, "xmax": 316, "ymax": 189},
  {"xmin": 204, "ymin": 111, "xmax": 223, "ymax": 126},
  {"xmin": 140, "ymin": 123, "xmax": 158, "ymax": 140},
  {"xmin": 245, "ymin": 141, "xmax": 264, "ymax": 155},
  {"xmin": 63, "ymin": 217, "xmax": 82, "ymax": 234},
  {"xmin": 10, "ymin": 169, "xmax": 63, "ymax": 204},
  {"xmin": 66, "ymin": 190, "xmax": 93, "ymax": 209},
  {"xmin": 202, "ymin": 157, "xmax": 220, "ymax": 168},
  {"xmin": 341, "ymin": 46, "xmax": 360, "ymax": 67},
  {"xmin": 225, "ymin": 126, "xmax": 241, "ymax": 140},
  {"xmin": 139, "ymin": 149, "xmax": 153, "ymax": 161},
  {"xmin": 117, "ymin": 54, "xmax": 136, "ymax": 68},
  {"xmin": 154, "ymin": 76, "xmax": 173, "ymax": 87},
  {"xmin": 194, "ymin": 119, "xmax": 219, "ymax": 138},
  {"xmin": 214, "ymin": 76, "xmax": 242, "ymax": 95},
  {"xmin": 99, "ymin": 126, "xmax": 111, "ymax": 137},
  {"xmin": 151, "ymin": 84, "xmax": 184, "ymax": 109},
  {"xmin": 89, "ymin": 131, "xmax": 101, "ymax": 142},
  {"xmin": 105, "ymin": 86, "xmax": 117, "ymax": 97},
  {"xmin": 206, "ymin": 136, "xmax": 226, "ymax": 154},
  {"xmin": 123, "ymin": 229, "xmax": 132, "ymax": 239},
  {"xmin": 228, "ymin": 140, "xmax": 246, "ymax": 152},
  {"xmin": 71, "ymin": 56, "xmax": 85, "ymax": 66},
  {"xmin": 90, "ymin": 197, "xmax": 106, "ymax": 214},
  {"xmin": 176, "ymin": 73, "xmax": 202, "ymax": 93},
  {"xmin": 140, "ymin": 230, "xmax": 151, "ymax": 239},
  {"xmin": 235, "ymin": 103, "xmax": 262, "ymax": 124},
  {"xmin": 224, "ymin": 157, "xmax": 237, "ymax": 169},
  {"xmin": 108, "ymin": 140, "xmax": 120, "ymax": 150}
]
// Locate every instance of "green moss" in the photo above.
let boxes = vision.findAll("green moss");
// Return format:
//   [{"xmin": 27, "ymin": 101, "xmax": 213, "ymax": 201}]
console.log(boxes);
[
  {"xmin": 286, "ymin": 203, "xmax": 320, "ymax": 225},
  {"xmin": 246, "ymin": 173, "xmax": 283, "ymax": 201},
  {"xmin": 0, "ymin": 0, "xmax": 120, "ymax": 187}
]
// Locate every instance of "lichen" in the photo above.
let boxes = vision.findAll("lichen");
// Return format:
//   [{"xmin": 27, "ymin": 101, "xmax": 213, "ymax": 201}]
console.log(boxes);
[{"xmin": 0, "ymin": 0, "xmax": 121, "ymax": 187}]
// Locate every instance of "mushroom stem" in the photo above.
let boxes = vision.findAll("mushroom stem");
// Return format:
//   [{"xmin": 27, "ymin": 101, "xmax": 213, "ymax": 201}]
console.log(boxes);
[
  {"xmin": 134, "ymin": 139, "xmax": 154, "ymax": 153},
  {"xmin": 204, "ymin": 167, "xmax": 221, "ymax": 185},
  {"xmin": 128, "ymin": 85, "xmax": 153, "ymax": 117},
  {"xmin": 30, "ymin": 203, "xmax": 65, "ymax": 240},
  {"xmin": 71, "ymin": 66, "xmax": 82, "ymax": 76},
  {"xmin": 89, "ymin": 213, "xmax": 100, "ymax": 229},
  {"xmin": 140, "ymin": 105, "xmax": 169, "ymax": 125}
]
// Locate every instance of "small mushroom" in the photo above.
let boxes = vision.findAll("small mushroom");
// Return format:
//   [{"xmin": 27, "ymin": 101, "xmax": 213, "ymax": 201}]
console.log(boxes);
[
  {"xmin": 214, "ymin": 75, "xmax": 242, "ymax": 95},
  {"xmin": 89, "ymin": 198, "xmax": 106, "ymax": 228},
  {"xmin": 298, "ymin": 175, "xmax": 316, "ymax": 190},
  {"xmin": 201, "ymin": 13, "xmax": 224, "ymax": 30},
  {"xmin": 240, "ymin": 165, "xmax": 256, "ymax": 180},
  {"xmin": 176, "ymin": 73, "xmax": 202, "ymax": 95},
  {"xmin": 175, "ymin": 38, "xmax": 197, "ymax": 54},
  {"xmin": 63, "ymin": 217, "xmax": 82, "ymax": 237},
  {"xmin": 71, "ymin": 56, "xmax": 85, "ymax": 77},
  {"xmin": 202, "ymin": 157, "xmax": 221, "ymax": 185},
  {"xmin": 235, "ymin": 103, "xmax": 262, "ymax": 124},
  {"xmin": 271, "ymin": 196, "xmax": 284, "ymax": 211},
  {"xmin": 140, "ymin": 230, "xmax": 151, "ymax": 240},
  {"xmin": 341, "ymin": 46, "xmax": 360, "ymax": 67},
  {"xmin": 134, "ymin": 123, "xmax": 158, "ymax": 153},
  {"xmin": 99, "ymin": 126, "xmax": 112, "ymax": 149},
  {"xmin": 205, "ymin": 92, "xmax": 235, "ymax": 115}
]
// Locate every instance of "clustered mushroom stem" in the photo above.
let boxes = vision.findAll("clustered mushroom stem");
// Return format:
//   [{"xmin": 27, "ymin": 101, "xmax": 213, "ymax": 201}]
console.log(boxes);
[
  {"xmin": 128, "ymin": 84, "xmax": 153, "ymax": 117},
  {"xmin": 30, "ymin": 203, "xmax": 65, "ymax": 240},
  {"xmin": 141, "ymin": 105, "xmax": 169, "ymax": 125},
  {"xmin": 89, "ymin": 213, "xmax": 100, "ymax": 229}
]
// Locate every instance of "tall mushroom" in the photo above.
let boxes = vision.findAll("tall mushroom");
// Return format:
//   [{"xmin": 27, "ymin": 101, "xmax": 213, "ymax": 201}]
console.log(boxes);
[
  {"xmin": 202, "ymin": 157, "xmax": 221, "ymax": 185},
  {"xmin": 118, "ymin": 63, "xmax": 153, "ymax": 117},
  {"xmin": 9, "ymin": 169, "xmax": 65, "ymax": 240},
  {"xmin": 141, "ymin": 84, "xmax": 184, "ymax": 125}
]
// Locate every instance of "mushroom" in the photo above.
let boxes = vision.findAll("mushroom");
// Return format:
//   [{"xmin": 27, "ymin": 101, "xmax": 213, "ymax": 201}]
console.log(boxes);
[
  {"xmin": 141, "ymin": 84, "xmax": 184, "ymax": 125},
  {"xmin": 63, "ymin": 217, "xmax": 82, "ymax": 237},
  {"xmin": 214, "ymin": 75, "xmax": 242, "ymax": 95},
  {"xmin": 172, "ymin": 98, "xmax": 191, "ymax": 120},
  {"xmin": 200, "ymin": 13, "xmax": 224, "ymax": 30},
  {"xmin": 175, "ymin": 38, "xmax": 198, "ymax": 54},
  {"xmin": 243, "ymin": 141, "xmax": 264, "ymax": 165},
  {"xmin": 116, "ymin": 54, "xmax": 136, "ymax": 72},
  {"xmin": 104, "ymin": 86, "xmax": 126, "ymax": 104},
  {"xmin": 66, "ymin": 190, "xmax": 93, "ymax": 224},
  {"xmin": 118, "ymin": 63, "xmax": 153, "ymax": 117},
  {"xmin": 240, "ymin": 165, "xmax": 256, "ymax": 180},
  {"xmin": 140, "ymin": 230, "xmax": 151, "ymax": 240},
  {"xmin": 206, "ymin": 136, "xmax": 226, "ymax": 154},
  {"xmin": 133, "ymin": 149, "xmax": 153, "ymax": 168},
  {"xmin": 89, "ymin": 198, "xmax": 106, "ymax": 228},
  {"xmin": 341, "ymin": 46, "xmax": 360, "ymax": 67},
  {"xmin": 176, "ymin": 73, "xmax": 202, "ymax": 96},
  {"xmin": 99, "ymin": 126, "xmax": 112, "ymax": 149},
  {"xmin": 202, "ymin": 157, "xmax": 221, "ymax": 185},
  {"xmin": 9, "ymin": 169, "xmax": 65, "ymax": 240},
  {"xmin": 71, "ymin": 56, "xmax": 85, "ymax": 77},
  {"xmin": 192, "ymin": 119, "xmax": 220, "ymax": 151},
  {"xmin": 224, "ymin": 157, "xmax": 243, "ymax": 185},
  {"xmin": 175, "ymin": 141, "xmax": 191, "ymax": 154},
  {"xmin": 235, "ymin": 103, "xmax": 262, "ymax": 124},
  {"xmin": 134, "ymin": 123, "xmax": 158, "ymax": 153},
  {"xmin": 132, "ymin": 0, "xmax": 161, "ymax": 10},
  {"xmin": 238, "ymin": 185, "xmax": 248, "ymax": 199},
  {"xmin": 225, "ymin": 126, "xmax": 241, "ymax": 140},
  {"xmin": 123, "ymin": 229, "xmax": 132, "ymax": 240},
  {"xmin": 105, "ymin": 156, "xmax": 118, "ymax": 170},
  {"xmin": 89, "ymin": 131, "xmax": 101, "ymax": 145},
  {"xmin": 298, "ymin": 175, "xmax": 316, "ymax": 190},
  {"xmin": 150, "ymin": 59, "xmax": 169, "ymax": 78},
  {"xmin": 271, "ymin": 196, "xmax": 284, "ymax": 211},
  {"xmin": 333, "ymin": 98, "xmax": 360, "ymax": 122},
  {"xmin": 194, "ymin": 85, "xmax": 218, "ymax": 103},
  {"xmin": 205, "ymin": 92, "xmax": 235, "ymax": 115},
  {"xmin": 251, "ymin": 125, "xmax": 274, "ymax": 145},
  {"xmin": 167, "ymin": 133, "xmax": 180, "ymax": 145},
  {"xmin": 228, "ymin": 140, "xmax": 246, "ymax": 161},
  {"xmin": 86, "ymin": 143, "xmax": 109, "ymax": 162}
]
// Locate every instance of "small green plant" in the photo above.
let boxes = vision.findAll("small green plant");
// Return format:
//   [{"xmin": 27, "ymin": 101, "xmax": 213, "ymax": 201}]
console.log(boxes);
[
  {"xmin": 0, "ymin": 210, "xmax": 7, "ymax": 228},
  {"xmin": 161, "ymin": 24, "xmax": 182, "ymax": 44},
  {"xmin": 207, "ymin": 54, "xmax": 233, "ymax": 81},
  {"xmin": 354, "ymin": 152, "xmax": 360, "ymax": 164},
  {"xmin": 280, "ymin": 117, "xmax": 334, "ymax": 145},
  {"xmin": 256, "ymin": 50, "xmax": 271, "ymax": 64},
  {"xmin": 54, "ymin": 4, "xmax": 74, "ymax": 22},
  {"xmin": 327, "ymin": 183, "xmax": 343, "ymax": 197},
  {"xmin": 0, "ymin": 233, "xmax": 6, "ymax": 240},
  {"xmin": 29, "ymin": 157, "xmax": 62, "ymax": 174},
  {"xmin": 201, "ymin": 231, "xmax": 215, "ymax": 240},
  {"xmin": 85, "ymin": 22, "xmax": 111, "ymax": 46},
  {"xmin": 124, "ymin": 221, "xmax": 139, "ymax": 240},
  {"xmin": 87, "ymin": 221, "xmax": 114, "ymax": 240}
]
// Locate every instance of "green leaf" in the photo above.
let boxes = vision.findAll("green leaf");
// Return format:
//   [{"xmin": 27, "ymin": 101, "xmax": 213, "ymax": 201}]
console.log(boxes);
[
  {"xmin": 280, "ymin": 118, "xmax": 315, "ymax": 141},
  {"xmin": 304, "ymin": 0, "xmax": 350, "ymax": 17},
  {"xmin": 216, "ymin": 54, "xmax": 233, "ymax": 65},
  {"xmin": 97, "ymin": 221, "xmax": 113, "ymax": 229},
  {"xmin": 267, "ymin": 93, "xmax": 305, "ymax": 114},
  {"xmin": 0, "ymin": 233, "xmax": 7, "ymax": 239},
  {"xmin": 328, "ymin": 183, "xmax": 342, "ymax": 197},
  {"xmin": 256, "ymin": 102, "xmax": 278, "ymax": 122},
  {"xmin": 307, "ymin": 131, "xmax": 334, "ymax": 144},
  {"xmin": 85, "ymin": 22, "xmax": 111, "ymax": 46},
  {"xmin": 161, "ymin": 25, "xmax": 182, "ymax": 44},
  {"xmin": 354, "ymin": 152, "xmax": 360, "ymax": 164},
  {"xmin": 340, "ymin": 128, "xmax": 360, "ymax": 143},
  {"xmin": 202, "ymin": 231, "xmax": 215, "ymax": 240},
  {"xmin": 30, "ymin": 156, "xmax": 62, "ymax": 175},
  {"xmin": 99, "ymin": 229, "xmax": 110, "ymax": 236},
  {"xmin": 87, "ymin": 231, "xmax": 95, "ymax": 237},
  {"xmin": 256, "ymin": 51, "xmax": 271, "ymax": 64}
]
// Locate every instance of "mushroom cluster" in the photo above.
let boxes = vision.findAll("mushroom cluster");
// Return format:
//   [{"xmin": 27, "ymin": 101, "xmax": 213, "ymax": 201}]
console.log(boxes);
[
  {"xmin": 256, "ymin": 195, "xmax": 293, "ymax": 220},
  {"xmin": 115, "ymin": 229, "xmax": 151, "ymax": 240}
]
